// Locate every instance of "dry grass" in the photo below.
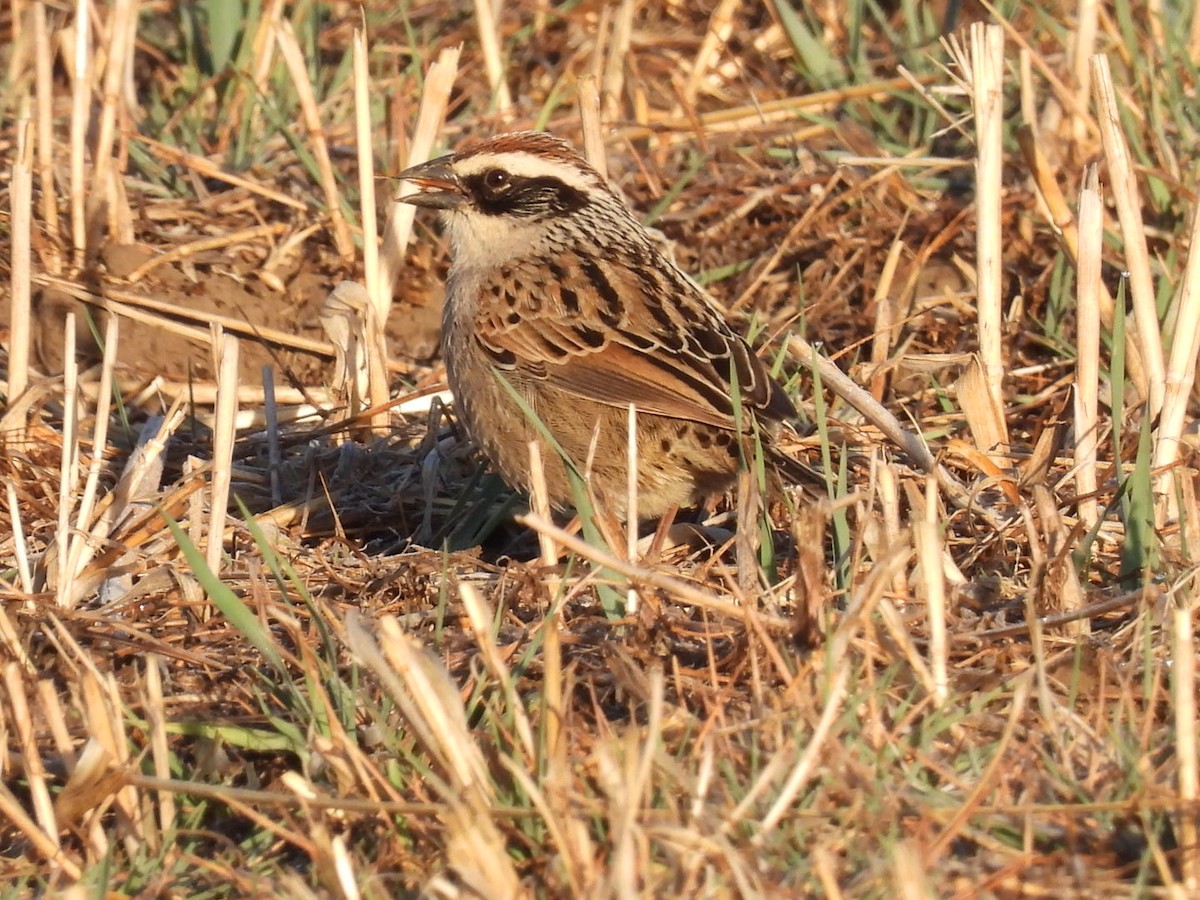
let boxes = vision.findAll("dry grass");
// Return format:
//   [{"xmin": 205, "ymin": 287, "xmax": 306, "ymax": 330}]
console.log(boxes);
[{"xmin": 2, "ymin": 0, "xmax": 1199, "ymax": 895}]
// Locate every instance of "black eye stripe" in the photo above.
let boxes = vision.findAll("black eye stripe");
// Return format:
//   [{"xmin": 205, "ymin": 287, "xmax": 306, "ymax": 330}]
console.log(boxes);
[{"xmin": 462, "ymin": 172, "xmax": 589, "ymax": 218}]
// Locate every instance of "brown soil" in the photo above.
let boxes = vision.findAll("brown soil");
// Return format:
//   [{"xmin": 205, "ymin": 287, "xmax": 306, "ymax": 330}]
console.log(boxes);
[{"xmin": 13, "ymin": 228, "xmax": 446, "ymax": 394}]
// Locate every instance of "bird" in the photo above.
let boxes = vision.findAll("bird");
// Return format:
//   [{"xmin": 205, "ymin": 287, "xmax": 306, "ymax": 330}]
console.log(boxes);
[{"xmin": 397, "ymin": 131, "xmax": 804, "ymax": 520}]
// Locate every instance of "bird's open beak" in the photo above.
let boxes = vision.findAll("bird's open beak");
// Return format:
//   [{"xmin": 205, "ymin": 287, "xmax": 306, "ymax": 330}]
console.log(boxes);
[{"xmin": 396, "ymin": 156, "xmax": 465, "ymax": 210}]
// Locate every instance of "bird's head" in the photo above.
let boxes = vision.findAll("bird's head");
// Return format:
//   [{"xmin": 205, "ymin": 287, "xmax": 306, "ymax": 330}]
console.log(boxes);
[{"xmin": 397, "ymin": 132, "xmax": 623, "ymax": 268}]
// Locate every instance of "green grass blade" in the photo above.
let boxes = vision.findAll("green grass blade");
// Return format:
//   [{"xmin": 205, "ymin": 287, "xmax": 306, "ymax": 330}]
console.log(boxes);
[{"xmin": 158, "ymin": 507, "xmax": 290, "ymax": 676}]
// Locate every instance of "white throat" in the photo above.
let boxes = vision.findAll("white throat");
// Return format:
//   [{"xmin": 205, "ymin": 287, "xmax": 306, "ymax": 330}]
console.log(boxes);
[{"xmin": 442, "ymin": 208, "xmax": 547, "ymax": 274}]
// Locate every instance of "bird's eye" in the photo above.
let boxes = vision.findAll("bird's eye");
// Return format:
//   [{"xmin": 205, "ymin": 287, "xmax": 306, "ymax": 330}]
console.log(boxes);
[{"xmin": 483, "ymin": 169, "xmax": 511, "ymax": 192}]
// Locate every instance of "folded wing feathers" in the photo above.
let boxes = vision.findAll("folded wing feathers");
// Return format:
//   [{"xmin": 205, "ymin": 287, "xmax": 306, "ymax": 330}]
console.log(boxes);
[{"xmin": 473, "ymin": 244, "xmax": 795, "ymax": 429}]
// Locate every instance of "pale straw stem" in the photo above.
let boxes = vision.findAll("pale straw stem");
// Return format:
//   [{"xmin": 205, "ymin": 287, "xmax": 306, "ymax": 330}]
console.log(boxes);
[
  {"xmin": 32, "ymin": 4, "xmax": 60, "ymax": 270},
  {"xmin": 786, "ymin": 334, "xmax": 994, "ymax": 525},
  {"xmin": 90, "ymin": 0, "xmax": 135, "ymax": 198},
  {"xmin": 1074, "ymin": 165, "xmax": 1102, "ymax": 532},
  {"xmin": 4, "ymin": 663, "xmax": 59, "ymax": 843},
  {"xmin": 685, "ymin": 0, "xmax": 740, "ymax": 105},
  {"xmin": 578, "ymin": 74, "xmax": 607, "ymax": 181},
  {"xmin": 6, "ymin": 483, "xmax": 34, "ymax": 595},
  {"xmin": 206, "ymin": 329, "xmax": 240, "ymax": 576},
  {"xmin": 1174, "ymin": 588, "xmax": 1199, "ymax": 889},
  {"xmin": 868, "ymin": 234, "xmax": 905, "ymax": 395},
  {"xmin": 274, "ymin": 20, "xmax": 355, "ymax": 262},
  {"xmin": 0, "ymin": 605, "xmax": 33, "ymax": 673},
  {"xmin": 918, "ymin": 476, "xmax": 948, "ymax": 706},
  {"xmin": 969, "ymin": 24, "xmax": 1009, "ymax": 451},
  {"xmin": 458, "ymin": 583, "xmax": 537, "ymax": 762},
  {"xmin": 601, "ymin": 0, "xmax": 635, "ymax": 118},
  {"xmin": 1152, "ymin": 172, "xmax": 1200, "ymax": 524},
  {"xmin": 143, "ymin": 655, "xmax": 178, "ymax": 837},
  {"xmin": 127, "ymin": 134, "xmax": 307, "ymax": 211},
  {"xmin": 526, "ymin": 441, "xmax": 565, "ymax": 773},
  {"xmin": 55, "ymin": 316, "xmax": 80, "ymax": 607},
  {"xmin": 753, "ymin": 665, "xmax": 851, "ymax": 839},
  {"xmin": 1191, "ymin": 1, "xmax": 1200, "ymax": 58},
  {"xmin": 353, "ymin": 25, "xmax": 380, "ymax": 317},
  {"xmin": 876, "ymin": 458, "xmax": 908, "ymax": 597},
  {"xmin": 379, "ymin": 46, "xmax": 461, "ymax": 295},
  {"xmin": 69, "ymin": 0, "xmax": 89, "ymax": 265},
  {"xmin": 1016, "ymin": 126, "xmax": 1149, "ymax": 396},
  {"xmin": 64, "ymin": 314, "xmax": 120, "ymax": 605},
  {"xmin": 351, "ymin": 24, "xmax": 391, "ymax": 427},
  {"xmin": 9, "ymin": 104, "xmax": 33, "ymax": 405},
  {"xmin": 1069, "ymin": 0, "xmax": 1099, "ymax": 143},
  {"xmin": 1091, "ymin": 54, "xmax": 1166, "ymax": 416},
  {"xmin": 473, "ymin": 0, "xmax": 512, "ymax": 111}
]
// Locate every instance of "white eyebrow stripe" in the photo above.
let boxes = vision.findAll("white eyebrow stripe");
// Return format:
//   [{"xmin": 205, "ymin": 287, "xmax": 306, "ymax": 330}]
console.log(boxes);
[{"xmin": 454, "ymin": 152, "xmax": 598, "ymax": 192}]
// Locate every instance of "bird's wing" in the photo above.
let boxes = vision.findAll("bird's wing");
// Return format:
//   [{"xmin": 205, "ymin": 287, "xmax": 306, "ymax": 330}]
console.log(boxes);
[{"xmin": 474, "ymin": 250, "xmax": 796, "ymax": 429}]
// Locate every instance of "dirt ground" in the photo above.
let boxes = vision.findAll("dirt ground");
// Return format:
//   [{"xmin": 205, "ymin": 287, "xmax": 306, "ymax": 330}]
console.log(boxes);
[{"xmin": 18, "ymin": 227, "xmax": 445, "ymax": 391}]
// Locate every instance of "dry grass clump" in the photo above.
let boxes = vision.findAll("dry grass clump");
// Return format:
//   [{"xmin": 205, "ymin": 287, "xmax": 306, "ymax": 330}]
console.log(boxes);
[{"xmin": 2, "ymin": 0, "xmax": 1200, "ymax": 895}]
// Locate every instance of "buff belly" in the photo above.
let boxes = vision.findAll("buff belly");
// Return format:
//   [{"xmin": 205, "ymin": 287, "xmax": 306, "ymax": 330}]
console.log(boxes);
[{"xmin": 446, "ymin": 346, "xmax": 740, "ymax": 519}]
